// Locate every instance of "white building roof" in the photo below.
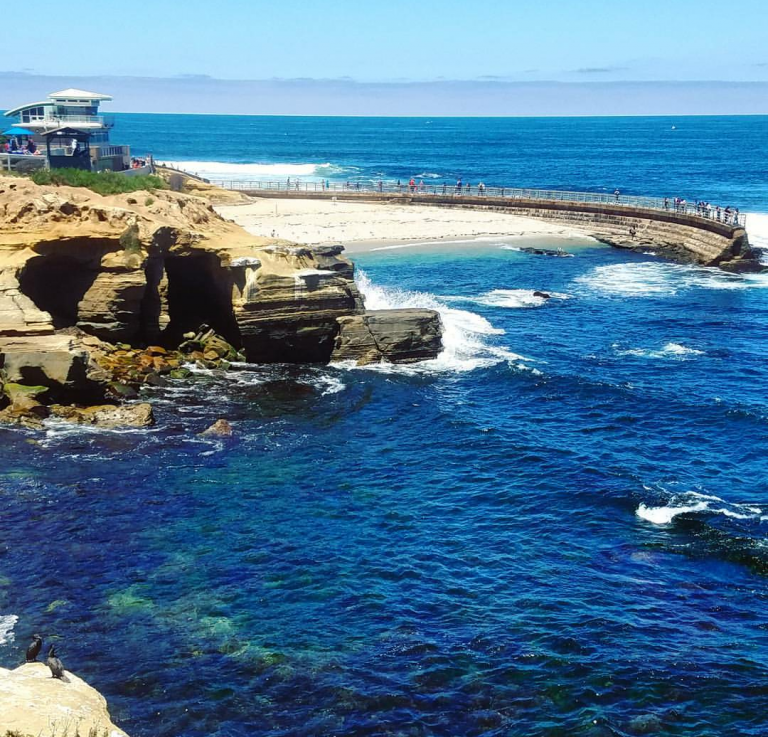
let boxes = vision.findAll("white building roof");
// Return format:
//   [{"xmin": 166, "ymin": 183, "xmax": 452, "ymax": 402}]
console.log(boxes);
[
  {"xmin": 3, "ymin": 101, "xmax": 49, "ymax": 118},
  {"xmin": 48, "ymin": 88, "xmax": 112, "ymax": 101}
]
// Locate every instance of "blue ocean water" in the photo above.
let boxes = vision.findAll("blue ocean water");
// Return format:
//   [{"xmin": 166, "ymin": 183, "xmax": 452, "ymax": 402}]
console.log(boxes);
[
  {"xmin": 1, "ymin": 117, "xmax": 768, "ymax": 737},
  {"xmin": 119, "ymin": 114, "xmax": 768, "ymax": 211}
]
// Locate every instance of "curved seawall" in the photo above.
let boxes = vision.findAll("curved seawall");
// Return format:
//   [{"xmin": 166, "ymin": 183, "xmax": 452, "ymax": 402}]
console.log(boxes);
[{"xmin": 230, "ymin": 187, "xmax": 761, "ymax": 272}]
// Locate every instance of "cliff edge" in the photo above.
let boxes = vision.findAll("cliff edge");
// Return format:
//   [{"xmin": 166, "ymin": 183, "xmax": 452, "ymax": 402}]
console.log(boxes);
[
  {"xmin": 0, "ymin": 177, "xmax": 442, "ymax": 424},
  {"xmin": 0, "ymin": 662, "xmax": 127, "ymax": 737}
]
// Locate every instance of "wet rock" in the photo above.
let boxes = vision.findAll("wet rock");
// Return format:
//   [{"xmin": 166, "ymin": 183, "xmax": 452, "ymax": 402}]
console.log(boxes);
[
  {"xmin": 332, "ymin": 309, "xmax": 443, "ymax": 365},
  {"xmin": 627, "ymin": 714, "xmax": 663, "ymax": 734},
  {"xmin": 200, "ymin": 418, "xmax": 234, "ymax": 437},
  {"xmin": 519, "ymin": 246, "xmax": 573, "ymax": 257},
  {"xmin": 49, "ymin": 402, "xmax": 154, "ymax": 429},
  {"xmin": 533, "ymin": 291, "xmax": 551, "ymax": 299}
]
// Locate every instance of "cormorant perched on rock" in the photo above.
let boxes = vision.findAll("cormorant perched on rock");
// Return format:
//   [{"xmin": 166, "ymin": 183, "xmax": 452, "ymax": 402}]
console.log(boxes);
[
  {"xmin": 25, "ymin": 634, "xmax": 43, "ymax": 662},
  {"xmin": 46, "ymin": 645, "xmax": 64, "ymax": 679}
]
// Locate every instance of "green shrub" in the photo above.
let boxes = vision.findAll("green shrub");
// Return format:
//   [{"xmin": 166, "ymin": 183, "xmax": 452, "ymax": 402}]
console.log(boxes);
[
  {"xmin": 119, "ymin": 223, "xmax": 142, "ymax": 255},
  {"xmin": 144, "ymin": 196, "xmax": 155, "ymax": 206},
  {"xmin": 29, "ymin": 168, "xmax": 167, "ymax": 196}
]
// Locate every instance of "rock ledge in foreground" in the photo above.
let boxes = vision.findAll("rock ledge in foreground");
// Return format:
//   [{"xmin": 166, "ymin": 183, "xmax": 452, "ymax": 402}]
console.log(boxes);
[{"xmin": 0, "ymin": 662, "xmax": 128, "ymax": 737}]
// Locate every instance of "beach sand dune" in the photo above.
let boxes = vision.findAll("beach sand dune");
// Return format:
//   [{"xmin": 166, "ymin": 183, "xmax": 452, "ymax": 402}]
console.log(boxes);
[{"xmin": 216, "ymin": 198, "xmax": 591, "ymax": 251}]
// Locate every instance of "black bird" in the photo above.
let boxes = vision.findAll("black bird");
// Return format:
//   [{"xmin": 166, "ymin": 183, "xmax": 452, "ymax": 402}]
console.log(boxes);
[
  {"xmin": 25, "ymin": 634, "xmax": 43, "ymax": 662},
  {"xmin": 46, "ymin": 645, "xmax": 64, "ymax": 679}
]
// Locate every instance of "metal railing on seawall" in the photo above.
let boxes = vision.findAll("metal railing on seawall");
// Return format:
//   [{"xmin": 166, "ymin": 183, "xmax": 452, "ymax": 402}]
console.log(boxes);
[{"xmin": 205, "ymin": 178, "xmax": 748, "ymax": 228}]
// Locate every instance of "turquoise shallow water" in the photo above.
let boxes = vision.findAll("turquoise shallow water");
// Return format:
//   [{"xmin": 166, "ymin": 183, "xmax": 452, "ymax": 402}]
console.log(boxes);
[{"xmin": 1, "ymin": 116, "xmax": 768, "ymax": 736}]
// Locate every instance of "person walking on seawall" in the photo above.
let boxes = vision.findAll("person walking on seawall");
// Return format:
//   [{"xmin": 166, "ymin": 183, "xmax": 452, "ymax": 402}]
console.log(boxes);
[
  {"xmin": 409, "ymin": 177, "xmax": 416, "ymax": 193},
  {"xmin": 614, "ymin": 188, "xmax": 620, "ymax": 202},
  {"xmin": 378, "ymin": 179, "xmax": 383, "ymax": 192},
  {"xmin": 478, "ymin": 182, "xmax": 485, "ymax": 196},
  {"xmin": 456, "ymin": 177, "xmax": 462, "ymax": 194},
  {"xmin": 419, "ymin": 179, "xmax": 425, "ymax": 192},
  {"xmin": 465, "ymin": 181, "xmax": 471, "ymax": 193},
  {"xmin": 664, "ymin": 197, "xmax": 669, "ymax": 210}
]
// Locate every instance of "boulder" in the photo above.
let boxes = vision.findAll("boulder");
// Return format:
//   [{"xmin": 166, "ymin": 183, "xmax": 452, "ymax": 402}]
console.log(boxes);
[
  {"xmin": 200, "ymin": 418, "xmax": 234, "ymax": 437},
  {"xmin": 0, "ymin": 334, "xmax": 104, "ymax": 403},
  {"xmin": 331, "ymin": 309, "xmax": 443, "ymax": 365},
  {"xmin": 0, "ymin": 662, "xmax": 128, "ymax": 737}
]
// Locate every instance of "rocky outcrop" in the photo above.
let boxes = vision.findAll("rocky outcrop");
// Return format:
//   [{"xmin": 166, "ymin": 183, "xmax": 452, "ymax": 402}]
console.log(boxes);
[
  {"xmin": 231, "ymin": 244, "xmax": 364, "ymax": 363},
  {"xmin": 0, "ymin": 662, "xmax": 128, "ymax": 737},
  {"xmin": 0, "ymin": 177, "xmax": 443, "ymax": 426},
  {"xmin": 332, "ymin": 309, "xmax": 444, "ymax": 365},
  {"xmin": 0, "ymin": 178, "xmax": 368, "ymax": 363}
]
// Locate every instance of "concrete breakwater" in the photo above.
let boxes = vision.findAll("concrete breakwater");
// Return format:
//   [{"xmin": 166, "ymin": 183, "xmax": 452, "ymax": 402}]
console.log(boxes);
[{"xmin": 223, "ymin": 187, "xmax": 760, "ymax": 273}]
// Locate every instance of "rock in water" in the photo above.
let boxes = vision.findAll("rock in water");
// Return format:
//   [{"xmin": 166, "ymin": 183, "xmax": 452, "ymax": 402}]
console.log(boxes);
[
  {"xmin": 25, "ymin": 634, "xmax": 43, "ymax": 662},
  {"xmin": 46, "ymin": 645, "xmax": 63, "ymax": 679},
  {"xmin": 331, "ymin": 309, "xmax": 443, "ymax": 365},
  {"xmin": 48, "ymin": 402, "xmax": 155, "ymax": 429},
  {"xmin": 532, "ymin": 291, "xmax": 551, "ymax": 299},
  {"xmin": 200, "ymin": 419, "xmax": 234, "ymax": 437}
]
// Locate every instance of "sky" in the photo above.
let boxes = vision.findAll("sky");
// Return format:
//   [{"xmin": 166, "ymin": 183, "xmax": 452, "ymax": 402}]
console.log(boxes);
[{"xmin": 2, "ymin": 0, "xmax": 768, "ymax": 115}]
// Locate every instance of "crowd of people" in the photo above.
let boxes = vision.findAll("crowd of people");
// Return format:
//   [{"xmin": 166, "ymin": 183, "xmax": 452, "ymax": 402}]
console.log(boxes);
[
  {"xmin": 2, "ymin": 136, "xmax": 40, "ymax": 155},
  {"xmin": 663, "ymin": 197, "xmax": 741, "ymax": 224}
]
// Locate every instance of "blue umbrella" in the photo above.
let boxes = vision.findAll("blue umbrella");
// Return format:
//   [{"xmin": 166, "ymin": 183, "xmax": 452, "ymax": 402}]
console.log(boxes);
[{"xmin": 3, "ymin": 127, "xmax": 35, "ymax": 136}]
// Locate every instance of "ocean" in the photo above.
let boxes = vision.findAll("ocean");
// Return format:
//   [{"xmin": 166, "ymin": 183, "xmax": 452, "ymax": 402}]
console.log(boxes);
[{"xmin": 1, "ymin": 115, "xmax": 767, "ymax": 737}]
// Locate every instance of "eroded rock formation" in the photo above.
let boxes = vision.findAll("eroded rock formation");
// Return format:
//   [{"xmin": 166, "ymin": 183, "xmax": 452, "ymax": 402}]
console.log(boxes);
[
  {"xmin": 332, "ymin": 309, "xmax": 444, "ymax": 365},
  {"xmin": 0, "ymin": 177, "xmax": 443, "ymax": 425}
]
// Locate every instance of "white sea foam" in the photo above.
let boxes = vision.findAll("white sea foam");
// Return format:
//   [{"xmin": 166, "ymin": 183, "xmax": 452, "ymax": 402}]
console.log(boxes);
[
  {"xmin": 745, "ymin": 212, "xmax": 768, "ymax": 257},
  {"xmin": 472, "ymin": 289, "xmax": 570, "ymax": 309},
  {"xmin": 637, "ymin": 501, "xmax": 710, "ymax": 524},
  {"xmin": 636, "ymin": 490, "xmax": 763, "ymax": 525},
  {"xmin": 0, "ymin": 615, "xmax": 19, "ymax": 645},
  {"xmin": 614, "ymin": 342, "xmax": 704, "ymax": 359},
  {"xmin": 346, "ymin": 271, "xmax": 532, "ymax": 374},
  {"xmin": 163, "ymin": 160, "xmax": 354, "ymax": 181},
  {"xmin": 576, "ymin": 261, "xmax": 768, "ymax": 298}
]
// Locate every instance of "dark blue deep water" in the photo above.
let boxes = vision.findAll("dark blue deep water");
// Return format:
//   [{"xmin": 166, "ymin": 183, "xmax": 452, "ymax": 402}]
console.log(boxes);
[{"xmin": 1, "ymin": 116, "xmax": 768, "ymax": 737}]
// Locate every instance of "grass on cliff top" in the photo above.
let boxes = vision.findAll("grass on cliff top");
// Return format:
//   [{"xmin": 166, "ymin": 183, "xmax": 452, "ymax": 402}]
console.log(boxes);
[{"xmin": 29, "ymin": 168, "xmax": 167, "ymax": 196}]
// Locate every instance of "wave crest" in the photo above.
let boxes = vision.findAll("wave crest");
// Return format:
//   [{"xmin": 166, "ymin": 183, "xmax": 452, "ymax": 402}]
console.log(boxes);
[
  {"xmin": 348, "ymin": 271, "xmax": 533, "ymax": 373},
  {"xmin": 163, "ymin": 160, "xmax": 354, "ymax": 181}
]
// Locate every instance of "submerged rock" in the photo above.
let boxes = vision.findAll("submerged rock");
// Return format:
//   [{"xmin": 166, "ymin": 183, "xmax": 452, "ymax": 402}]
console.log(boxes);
[
  {"xmin": 200, "ymin": 418, "xmax": 234, "ymax": 437},
  {"xmin": 0, "ymin": 662, "xmax": 129, "ymax": 736},
  {"xmin": 332, "ymin": 309, "xmax": 443, "ymax": 365}
]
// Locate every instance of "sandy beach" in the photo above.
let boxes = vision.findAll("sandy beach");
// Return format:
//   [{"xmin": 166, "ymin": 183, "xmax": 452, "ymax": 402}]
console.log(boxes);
[{"xmin": 216, "ymin": 198, "xmax": 592, "ymax": 251}]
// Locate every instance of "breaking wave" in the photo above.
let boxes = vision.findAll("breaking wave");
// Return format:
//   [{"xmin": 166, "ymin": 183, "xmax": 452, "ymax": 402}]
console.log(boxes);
[
  {"xmin": 636, "ymin": 489, "xmax": 764, "ymax": 526},
  {"xmin": 0, "ymin": 614, "xmax": 19, "ymax": 645},
  {"xmin": 347, "ymin": 271, "xmax": 534, "ymax": 373},
  {"xmin": 162, "ymin": 160, "xmax": 356, "ymax": 181},
  {"xmin": 470, "ymin": 289, "xmax": 570, "ymax": 309},
  {"xmin": 614, "ymin": 342, "xmax": 704, "ymax": 359},
  {"xmin": 576, "ymin": 261, "xmax": 768, "ymax": 297}
]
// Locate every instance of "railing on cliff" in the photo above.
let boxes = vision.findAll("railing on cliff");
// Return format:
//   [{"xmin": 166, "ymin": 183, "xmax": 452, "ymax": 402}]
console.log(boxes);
[{"xmin": 201, "ymin": 177, "xmax": 747, "ymax": 228}]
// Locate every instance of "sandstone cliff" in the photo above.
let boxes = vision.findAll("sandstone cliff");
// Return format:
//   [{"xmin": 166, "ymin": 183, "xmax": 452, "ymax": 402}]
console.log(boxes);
[
  {"xmin": 0, "ymin": 662, "xmax": 127, "ymax": 737},
  {"xmin": 0, "ymin": 177, "xmax": 442, "ymax": 421}
]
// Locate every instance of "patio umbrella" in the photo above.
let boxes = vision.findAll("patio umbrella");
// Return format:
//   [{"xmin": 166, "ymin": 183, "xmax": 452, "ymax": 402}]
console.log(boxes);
[{"xmin": 3, "ymin": 127, "xmax": 35, "ymax": 136}]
